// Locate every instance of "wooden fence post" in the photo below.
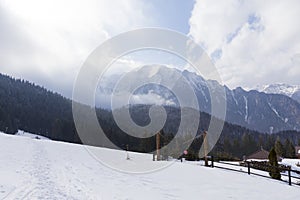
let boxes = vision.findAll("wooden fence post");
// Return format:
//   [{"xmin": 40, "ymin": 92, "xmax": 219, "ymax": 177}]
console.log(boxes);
[
  {"xmin": 156, "ymin": 132, "xmax": 160, "ymax": 161},
  {"xmin": 203, "ymin": 131, "xmax": 209, "ymax": 167},
  {"xmin": 126, "ymin": 144, "xmax": 130, "ymax": 160},
  {"xmin": 288, "ymin": 169, "xmax": 292, "ymax": 186},
  {"xmin": 247, "ymin": 162, "xmax": 250, "ymax": 175}
]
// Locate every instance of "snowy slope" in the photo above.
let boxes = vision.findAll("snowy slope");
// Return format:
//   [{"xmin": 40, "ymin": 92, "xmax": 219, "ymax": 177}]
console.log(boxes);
[
  {"xmin": 96, "ymin": 65, "xmax": 300, "ymax": 133},
  {"xmin": 0, "ymin": 132, "xmax": 299, "ymax": 200},
  {"xmin": 15, "ymin": 130, "xmax": 50, "ymax": 140},
  {"xmin": 256, "ymin": 84, "xmax": 300, "ymax": 97},
  {"xmin": 281, "ymin": 159, "xmax": 300, "ymax": 172},
  {"xmin": 256, "ymin": 83, "xmax": 300, "ymax": 103}
]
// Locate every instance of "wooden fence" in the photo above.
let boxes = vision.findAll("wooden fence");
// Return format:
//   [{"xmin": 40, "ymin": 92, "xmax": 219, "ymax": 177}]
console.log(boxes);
[{"xmin": 204, "ymin": 156, "xmax": 300, "ymax": 187}]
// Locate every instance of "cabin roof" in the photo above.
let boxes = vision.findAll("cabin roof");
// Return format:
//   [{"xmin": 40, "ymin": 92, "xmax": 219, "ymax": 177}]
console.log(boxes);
[{"xmin": 247, "ymin": 149, "xmax": 270, "ymax": 160}]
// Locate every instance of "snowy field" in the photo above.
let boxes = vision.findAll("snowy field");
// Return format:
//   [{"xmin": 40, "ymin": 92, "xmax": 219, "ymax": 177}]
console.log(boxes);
[
  {"xmin": 0, "ymin": 131, "xmax": 299, "ymax": 200},
  {"xmin": 15, "ymin": 130, "xmax": 50, "ymax": 140},
  {"xmin": 281, "ymin": 159, "xmax": 300, "ymax": 172}
]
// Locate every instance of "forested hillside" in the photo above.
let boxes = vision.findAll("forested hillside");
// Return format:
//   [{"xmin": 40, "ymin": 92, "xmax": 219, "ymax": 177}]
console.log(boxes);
[
  {"xmin": 0, "ymin": 73, "xmax": 79, "ymax": 142},
  {"xmin": 0, "ymin": 73, "xmax": 299, "ymax": 159}
]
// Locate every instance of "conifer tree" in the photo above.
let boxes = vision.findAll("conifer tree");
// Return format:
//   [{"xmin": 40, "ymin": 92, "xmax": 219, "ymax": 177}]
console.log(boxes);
[
  {"xmin": 274, "ymin": 138, "xmax": 284, "ymax": 157},
  {"xmin": 284, "ymin": 139, "xmax": 295, "ymax": 158},
  {"xmin": 268, "ymin": 148, "xmax": 281, "ymax": 180}
]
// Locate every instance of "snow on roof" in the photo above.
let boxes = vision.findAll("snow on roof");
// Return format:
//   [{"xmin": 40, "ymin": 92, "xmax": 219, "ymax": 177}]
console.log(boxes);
[{"xmin": 295, "ymin": 146, "xmax": 300, "ymax": 155}]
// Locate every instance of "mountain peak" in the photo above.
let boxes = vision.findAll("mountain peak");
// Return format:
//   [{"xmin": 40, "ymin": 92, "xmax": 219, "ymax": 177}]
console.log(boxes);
[
  {"xmin": 254, "ymin": 83, "xmax": 300, "ymax": 103},
  {"xmin": 255, "ymin": 83, "xmax": 300, "ymax": 96}
]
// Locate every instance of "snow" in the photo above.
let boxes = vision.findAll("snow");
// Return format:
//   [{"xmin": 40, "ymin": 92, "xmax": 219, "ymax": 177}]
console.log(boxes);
[
  {"xmin": 0, "ymin": 131, "xmax": 300, "ymax": 199},
  {"xmin": 206, "ymin": 160, "xmax": 300, "ymax": 186},
  {"xmin": 267, "ymin": 102, "xmax": 286, "ymax": 122},
  {"xmin": 255, "ymin": 83, "xmax": 300, "ymax": 97},
  {"xmin": 231, "ymin": 90, "xmax": 238, "ymax": 105},
  {"xmin": 183, "ymin": 72, "xmax": 209, "ymax": 103},
  {"xmin": 15, "ymin": 130, "xmax": 50, "ymax": 140},
  {"xmin": 281, "ymin": 159, "xmax": 300, "ymax": 172},
  {"xmin": 243, "ymin": 96, "xmax": 248, "ymax": 122},
  {"xmin": 97, "ymin": 65, "xmax": 213, "ymax": 108}
]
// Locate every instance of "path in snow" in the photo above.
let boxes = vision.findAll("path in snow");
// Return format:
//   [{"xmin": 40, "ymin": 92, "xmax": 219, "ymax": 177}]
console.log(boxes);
[{"xmin": 1, "ymin": 132, "xmax": 300, "ymax": 200}]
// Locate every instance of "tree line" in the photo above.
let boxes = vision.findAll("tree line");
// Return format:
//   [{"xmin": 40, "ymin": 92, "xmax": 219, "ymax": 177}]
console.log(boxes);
[{"xmin": 0, "ymin": 73, "xmax": 299, "ymax": 160}]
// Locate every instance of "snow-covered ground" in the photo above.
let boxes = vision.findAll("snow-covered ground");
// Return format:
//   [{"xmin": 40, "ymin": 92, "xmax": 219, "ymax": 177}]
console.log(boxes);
[
  {"xmin": 0, "ymin": 132, "xmax": 299, "ymax": 200},
  {"xmin": 281, "ymin": 159, "xmax": 300, "ymax": 172},
  {"xmin": 15, "ymin": 130, "xmax": 50, "ymax": 140},
  {"xmin": 203, "ymin": 160, "xmax": 300, "ymax": 184}
]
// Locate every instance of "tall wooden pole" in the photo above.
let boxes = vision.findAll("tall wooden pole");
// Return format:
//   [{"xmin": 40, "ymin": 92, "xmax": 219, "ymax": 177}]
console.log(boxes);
[
  {"xmin": 156, "ymin": 132, "xmax": 160, "ymax": 161},
  {"xmin": 203, "ymin": 131, "xmax": 209, "ymax": 166}
]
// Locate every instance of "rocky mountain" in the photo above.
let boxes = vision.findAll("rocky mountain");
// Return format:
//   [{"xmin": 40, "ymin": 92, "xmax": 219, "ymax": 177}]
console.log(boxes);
[
  {"xmin": 97, "ymin": 65, "xmax": 300, "ymax": 133},
  {"xmin": 255, "ymin": 83, "xmax": 300, "ymax": 104},
  {"xmin": 1, "ymin": 72, "xmax": 300, "ymax": 153}
]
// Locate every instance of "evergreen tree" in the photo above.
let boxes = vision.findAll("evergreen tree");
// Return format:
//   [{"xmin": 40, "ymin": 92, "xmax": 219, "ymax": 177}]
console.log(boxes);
[
  {"xmin": 138, "ymin": 131, "xmax": 155, "ymax": 153},
  {"xmin": 265, "ymin": 135, "xmax": 276, "ymax": 151},
  {"xmin": 242, "ymin": 133, "xmax": 257, "ymax": 156},
  {"xmin": 1, "ymin": 73, "xmax": 300, "ymax": 159},
  {"xmin": 258, "ymin": 135, "xmax": 265, "ymax": 150},
  {"xmin": 268, "ymin": 148, "xmax": 281, "ymax": 180},
  {"xmin": 223, "ymin": 137, "xmax": 232, "ymax": 154},
  {"xmin": 284, "ymin": 139, "xmax": 295, "ymax": 158},
  {"xmin": 232, "ymin": 139, "xmax": 241, "ymax": 158},
  {"xmin": 274, "ymin": 138, "xmax": 284, "ymax": 157}
]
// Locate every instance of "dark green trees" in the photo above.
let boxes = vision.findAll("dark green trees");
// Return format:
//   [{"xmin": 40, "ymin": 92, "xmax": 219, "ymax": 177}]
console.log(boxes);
[
  {"xmin": 274, "ymin": 138, "xmax": 296, "ymax": 158},
  {"xmin": 268, "ymin": 148, "xmax": 281, "ymax": 180},
  {"xmin": 0, "ymin": 73, "xmax": 300, "ymax": 159},
  {"xmin": 242, "ymin": 133, "xmax": 258, "ymax": 156},
  {"xmin": 0, "ymin": 73, "xmax": 79, "ymax": 142},
  {"xmin": 284, "ymin": 139, "xmax": 296, "ymax": 158},
  {"xmin": 274, "ymin": 138, "xmax": 284, "ymax": 157}
]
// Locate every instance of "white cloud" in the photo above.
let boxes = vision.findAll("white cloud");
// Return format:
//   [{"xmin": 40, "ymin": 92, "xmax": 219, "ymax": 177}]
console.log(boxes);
[
  {"xmin": 0, "ymin": 0, "xmax": 154, "ymax": 97},
  {"xmin": 130, "ymin": 92, "xmax": 176, "ymax": 106},
  {"xmin": 189, "ymin": 0, "xmax": 300, "ymax": 89}
]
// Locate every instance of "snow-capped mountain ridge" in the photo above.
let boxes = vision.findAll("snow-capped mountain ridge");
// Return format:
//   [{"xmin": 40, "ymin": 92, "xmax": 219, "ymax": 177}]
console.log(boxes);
[
  {"xmin": 255, "ymin": 83, "xmax": 300, "ymax": 103},
  {"xmin": 97, "ymin": 65, "xmax": 300, "ymax": 133}
]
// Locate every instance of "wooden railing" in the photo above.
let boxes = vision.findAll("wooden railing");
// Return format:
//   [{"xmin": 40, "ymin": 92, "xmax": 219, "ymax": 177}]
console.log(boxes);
[{"xmin": 204, "ymin": 156, "xmax": 300, "ymax": 186}]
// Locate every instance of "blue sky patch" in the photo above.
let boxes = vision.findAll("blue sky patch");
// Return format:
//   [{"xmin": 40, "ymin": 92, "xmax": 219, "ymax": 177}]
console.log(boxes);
[
  {"xmin": 211, "ymin": 49, "xmax": 223, "ymax": 61},
  {"xmin": 226, "ymin": 27, "xmax": 241, "ymax": 44}
]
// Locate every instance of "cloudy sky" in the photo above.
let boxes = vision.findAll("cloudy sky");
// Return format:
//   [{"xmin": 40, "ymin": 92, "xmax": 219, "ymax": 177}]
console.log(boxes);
[{"xmin": 0, "ymin": 0, "xmax": 299, "ymax": 97}]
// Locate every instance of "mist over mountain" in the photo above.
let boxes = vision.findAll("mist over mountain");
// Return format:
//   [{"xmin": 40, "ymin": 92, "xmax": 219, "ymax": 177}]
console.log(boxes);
[
  {"xmin": 97, "ymin": 65, "xmax": 300, "ymax": 133},
  {"xmin": 1, "ymin": 72, "xmax": 300, "ymax": 160}
]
